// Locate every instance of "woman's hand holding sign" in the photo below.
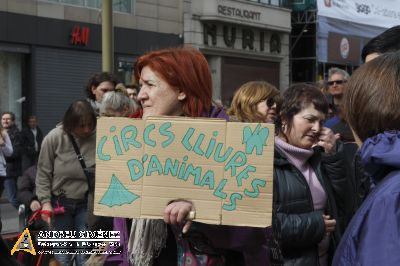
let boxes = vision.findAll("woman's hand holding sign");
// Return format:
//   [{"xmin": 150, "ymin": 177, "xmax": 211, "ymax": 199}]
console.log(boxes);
[{"xmin": 164, "ymin": 200, "xmax": 195, "ymax": 234}]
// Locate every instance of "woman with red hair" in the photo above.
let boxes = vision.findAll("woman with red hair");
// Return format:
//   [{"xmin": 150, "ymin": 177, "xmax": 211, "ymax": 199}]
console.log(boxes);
[
  {"xmin": 106, "ymin": 47, "xmax": 269, "ymax": 266},
  {"xmin": 134, "ymin": 47, "xmax": 213, "ymax": 118}
]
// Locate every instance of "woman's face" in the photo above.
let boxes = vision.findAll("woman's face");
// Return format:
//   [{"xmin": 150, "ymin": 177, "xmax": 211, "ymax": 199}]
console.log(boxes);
[
  {"xmin": 92, "ymin": 81, "xmax": 115, "ymax": 102},
  {"xmin": 256, "ymin": 100, "xmax": 277, "ymax": 123},
  {"xmin": 284, "ymin": 104, "xmax": 325, "ymax": 149},
  {"xmin": 73, "ymin": 116, "xmax": 95, "ymax": 139},
  {"xmin": 138, "ymin": 66, "xmax": 185, "ymax": 118}
]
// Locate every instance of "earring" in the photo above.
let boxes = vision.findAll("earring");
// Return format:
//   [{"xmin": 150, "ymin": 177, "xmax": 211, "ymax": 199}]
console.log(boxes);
[{"xmin": 282, "ymin": 123, "xmax": 287, "ymax": 132}]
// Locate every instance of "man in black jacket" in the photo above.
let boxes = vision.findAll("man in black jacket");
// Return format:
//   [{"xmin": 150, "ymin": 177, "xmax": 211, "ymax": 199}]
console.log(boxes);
[
  {"xmin": 21, "ymin": 115, "xmax": 43, "ymax": 172},
  {"xmin": 1, "ymin": 112, "xmax": 22, "ymax": 209}
]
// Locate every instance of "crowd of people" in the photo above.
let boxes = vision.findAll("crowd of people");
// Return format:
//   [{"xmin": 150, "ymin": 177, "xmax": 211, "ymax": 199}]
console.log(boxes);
[{"xmin": 0, "ymin": 25, "xmax": 399, "ymax": 266}]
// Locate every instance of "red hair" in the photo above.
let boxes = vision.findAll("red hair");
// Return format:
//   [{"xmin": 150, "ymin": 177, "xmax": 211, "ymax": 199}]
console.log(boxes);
[{"xmin": 134, "ymin": 47, "xmax": 212, "ymax": 117}]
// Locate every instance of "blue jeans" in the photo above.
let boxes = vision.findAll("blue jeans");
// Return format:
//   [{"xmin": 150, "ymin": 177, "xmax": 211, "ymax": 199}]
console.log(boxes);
[
  {"xmin": 4, "ymin": 177, "xmax": 19, "ymax": 209},
  {"xmin": 51, "ymin": 197, "xmax": 89, "ymax": 266}
]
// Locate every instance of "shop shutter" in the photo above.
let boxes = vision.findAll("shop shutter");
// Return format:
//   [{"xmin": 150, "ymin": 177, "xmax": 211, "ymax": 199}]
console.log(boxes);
[
  {"xmin": 33, "ymin": 47, "xmax": 101, "ymax": 134},
  {"xmin": 221, "ymin": 57, "xmax": 280, "ymax": 105}
]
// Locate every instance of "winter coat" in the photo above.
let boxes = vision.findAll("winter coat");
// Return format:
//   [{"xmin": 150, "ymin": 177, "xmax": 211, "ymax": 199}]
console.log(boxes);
[
  {"xmin": 272, "ymin": 143, "xmax": 350, "ymax": 266},
  {"xmin": 17, "ymin": 165, "xmax": 37, "ymax": 207},
  {"xmin": 333, "ymin": 131, "xmax": 400, "ymax": 266},
  {"xmin": 36, "ymin": 125, "xmax": 95, "ymax": 203},
  {"xmin": 342, "ymin": 145, "xmax": 371, "ymax": 216},
  {"xmin": 4, "ymin": 125, "xmax": 23, "ymax": 177},
  {"xmin": 21, "ymin": 126, "xmax": 43, "ymax": 169}
]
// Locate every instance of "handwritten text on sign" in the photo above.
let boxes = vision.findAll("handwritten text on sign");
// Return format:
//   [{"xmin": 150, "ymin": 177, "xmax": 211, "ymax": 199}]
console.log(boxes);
[{"xmin": 94, "ymin": 117, "xmax": 274, "ymax": 227}]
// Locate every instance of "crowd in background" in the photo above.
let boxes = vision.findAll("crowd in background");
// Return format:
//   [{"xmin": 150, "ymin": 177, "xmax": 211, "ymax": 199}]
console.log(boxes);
[{"xmin": 0, "ymin": 25, "xmax": 399, "ymax": 266}]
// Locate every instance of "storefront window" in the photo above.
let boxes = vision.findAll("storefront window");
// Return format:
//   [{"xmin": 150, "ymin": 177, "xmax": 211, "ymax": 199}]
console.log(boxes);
[
  {"xmin": 117, "ymin": 58, "xmax": 135, "ymax": 85},
  {"xmin": 0, "ymin": 52, "xmax": 23, "ymax": 127},
  {"xmin": 41, "ymin": 0, "xmax": 133, "ymax": 14}
]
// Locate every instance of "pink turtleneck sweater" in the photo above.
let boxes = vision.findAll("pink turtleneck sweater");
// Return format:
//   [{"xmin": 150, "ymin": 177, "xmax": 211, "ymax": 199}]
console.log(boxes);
[{"xmin": 275, "ymin": 136, "xmax": 329, "ymax": 266}]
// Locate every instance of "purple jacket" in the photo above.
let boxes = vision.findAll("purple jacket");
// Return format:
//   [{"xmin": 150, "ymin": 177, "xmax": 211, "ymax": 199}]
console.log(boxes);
[
  {"xmin": 333, "ymin": 131, "xmax": 400, "ymax": 265},
  {"xmin": 105, "ymin": 107, "xmax": 270, "ymax": 265}
]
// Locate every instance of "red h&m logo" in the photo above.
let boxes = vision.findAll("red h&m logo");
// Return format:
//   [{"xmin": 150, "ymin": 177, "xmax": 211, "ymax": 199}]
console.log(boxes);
[{"xmin": 70, "ymin": 26, "xmax": 90, "ymax": 46}]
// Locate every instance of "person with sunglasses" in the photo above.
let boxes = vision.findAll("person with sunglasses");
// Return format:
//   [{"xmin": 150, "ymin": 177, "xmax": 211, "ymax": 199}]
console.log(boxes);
[
  {"xmin": 227, "ymin": 80, "xmax": 280, "ymax": 123},
  {"xmin": 326, "ymin": 68, "xmax": 349, "ymax": 115}
]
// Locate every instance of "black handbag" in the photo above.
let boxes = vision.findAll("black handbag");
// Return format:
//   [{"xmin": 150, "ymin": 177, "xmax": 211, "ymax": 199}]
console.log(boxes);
[{"xmin": 68, "ymin": 134, "xmax": 95, "ymax": 194}]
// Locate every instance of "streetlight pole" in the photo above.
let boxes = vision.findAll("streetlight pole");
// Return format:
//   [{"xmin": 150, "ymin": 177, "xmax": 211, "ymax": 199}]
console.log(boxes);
[{"xmin": 102, "ymin": 0, "xmax": 113, "ymax": 72}]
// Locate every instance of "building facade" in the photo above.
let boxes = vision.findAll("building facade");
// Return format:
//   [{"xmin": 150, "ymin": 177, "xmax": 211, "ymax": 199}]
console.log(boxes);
[
  {"xmin": 184, "ymin": 0, "xmax": 291, "ymax": 106},
  {"xmin": 290, "ymin": 0, "xmax": 398, "ymax": 83},
  {"xmin": 0, "ymin": 0, "xmax": 182, "ymax": 133},
  {"xmin": 0, "ymin": 0, "xmax": 291, "ymax": 132}
]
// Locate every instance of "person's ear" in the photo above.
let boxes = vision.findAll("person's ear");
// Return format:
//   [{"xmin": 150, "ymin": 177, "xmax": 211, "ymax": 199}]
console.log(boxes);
[
  {"xmin": 178, "ymin": 91, "xmax": 186, "ymax": 101},
  {"xmin": 91, "ymin": 86, "xmax": 97, "ymax": 95}
]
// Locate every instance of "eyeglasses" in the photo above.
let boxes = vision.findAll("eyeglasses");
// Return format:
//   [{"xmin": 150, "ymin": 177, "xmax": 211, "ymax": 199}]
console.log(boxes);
[
  {"xmin": 266, "ymin": 97, "xmax": 275, "ymax": 108},
  {"xmin": 327, "ymin": 80, "xmax": 346, "ymax": 86}
]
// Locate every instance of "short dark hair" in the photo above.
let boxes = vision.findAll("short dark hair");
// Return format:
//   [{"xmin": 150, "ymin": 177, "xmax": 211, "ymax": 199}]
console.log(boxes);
[
  {"xmin": 85, "ymin": 72, "xmax": 120, "ymax": 100},
  {"xmin": 276, "ymin": 83, "xmax": 328, "ymax": 136},
  {"xmin": 62, "ymin": 100, "xmax": 96, "ymax": 134},
  {"xmin": 361, "ymin": 26, "xmax": 400, "ymax": 62},
  {"xmin": 1, "ymin": 111, "xmax": 16, "ymax": 121},
  {"xmin": 125, "ymin": 84, "xmax": 139, "ymax": 90},
  {"xmin": 344, "ymin": 52, "xmax": 400, "ymax": 141}
]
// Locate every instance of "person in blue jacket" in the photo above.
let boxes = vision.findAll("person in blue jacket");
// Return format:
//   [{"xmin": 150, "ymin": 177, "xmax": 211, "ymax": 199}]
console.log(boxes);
[{"xmin": 333, "ymin": 51, "xmax": 400, "ymax": 265}]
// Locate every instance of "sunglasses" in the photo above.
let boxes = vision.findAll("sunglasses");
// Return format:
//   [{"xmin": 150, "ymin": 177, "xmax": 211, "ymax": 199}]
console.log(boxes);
[
  {"xmin": 327, "ymin": 80, "xmax": 346, "ymax": 86},
  {"xmin": 266, "ymin": 97, "xmax": 275, "ymax": 108}
]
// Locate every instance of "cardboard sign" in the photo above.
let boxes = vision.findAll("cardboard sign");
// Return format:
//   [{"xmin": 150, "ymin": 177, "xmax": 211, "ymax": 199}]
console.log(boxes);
[{"xmin": 94, "ymin": 117, "xmax": 274, "ymax": 227}]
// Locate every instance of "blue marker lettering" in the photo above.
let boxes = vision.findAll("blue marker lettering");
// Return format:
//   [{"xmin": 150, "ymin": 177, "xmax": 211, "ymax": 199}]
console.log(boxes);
[
  {"xmin": 146, "ymin": 155, "xmax": 163, "ymax": 176},
  {"xmin": 214, "ymin": 143, "xmax": 233, "ymax": 163},
  {"xmin": 193, "ymin": 133, "xmax": 205, "ymax": 156},
  {"xmin": 164, "ymin": 158, "xmax": 179, "ymax": 176},
  {"xmin": 236, "ymin": 165, "xmax": 256, "ymax": 187},
  {"xmin": 244, "ymin": 179, "xmax": 266, "ymax": 198},
  {"xmin": 200, "ymin": 170, "xmax": 215, "ymax": 189},
  {"xmin": 178, "ymin": 156, "xmax": 188, "ymax": 178},
  {"xmin": 205, "ymin": 131, "xmax": 218, "ymax": 159},
  {"xmin": 121, "ymin": 125, "xmax": 142, "ymax": 151},
  {"xmin": 225, "ymin": 151, "xmax": 247, "ymax": 177},
  {"xmin": 112, "ymin": 135, "xmax": 123, "ymax": 155},
  {"xmin": 182, "ymin": 164, "xmax": 202, "ymax": 184},
  {"xmin": 181, "ymin": 128, "xmax": 195, "ymax": 151},
  {"xmin": 223, "ymin": 193, "xmax": 243, "ymax": 211},
  {"xmin": 127, "ymin": 159, "xmax": 144, "ymax": 181},
  {"xmin": 143, "ymin": 124, "xmax": 156, "ymax": 147},
  {"xmin": 97, "ymin": 136, "xmax": 111, "ymax": 161},
  {"xmin": 213, "ymin": 178, "xmax": 228, "ymax": 199},
  {"xmin": 159, "ymin": 122, "xmax": 175, "ymax": 148}
]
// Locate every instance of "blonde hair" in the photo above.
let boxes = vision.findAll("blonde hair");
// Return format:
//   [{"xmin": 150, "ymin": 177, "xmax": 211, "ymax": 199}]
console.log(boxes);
[
  {"xmin": 227, "ymin": 81, "xmax": 280, "ymax": 122},
  {"xmin": 115, "ymin": 83, "xmax": 128, "ymax": 96}
]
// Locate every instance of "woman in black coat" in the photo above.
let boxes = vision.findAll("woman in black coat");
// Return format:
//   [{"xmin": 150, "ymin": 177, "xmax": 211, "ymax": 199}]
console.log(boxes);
[
  {"xmin": 17, "ymin": 165, "xmax": 41, "ymax": 213},
  {"xmin": 271, "ymin": 84, "xmax": 351, "ymax": 266}
]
